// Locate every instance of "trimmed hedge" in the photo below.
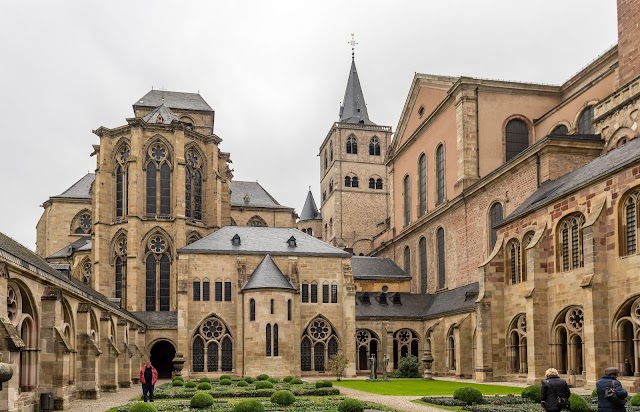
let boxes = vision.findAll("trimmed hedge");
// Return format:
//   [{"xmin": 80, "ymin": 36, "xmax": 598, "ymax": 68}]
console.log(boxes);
[
  {"xmin": 338, "ymin": 398, "xmax": 364, "ymax": 412},
  {"xmin": 270, "ymin": 390, "xmax": 296, "ymax": 406},
  {"xmin": 291, "ymin": 388, "xmax": 340, "ymax": 396},
  {"xmin": 199, "ymin": 377, "xmax": 211, "ymax": 383},
  {"xmin": 282, "ymin": 375, "xmax": 294, "ymax": 383},
  {"xmin": 129, "ymin": 402, "xmax": 158, "ymax": 412},
  {"xmin": 220, "ymin": 378, "xmax": 232, "ymax": 386},
  {"xmin": 196, "ymin": 382, "xmax": 212, "ymax": 390},
  {"xmin": 173, "ymin": 376, "xmax": 184, "ymax": 381},
  {"xmin": 267, "ymin": 377, "xmax": 279, "ymax": 384},
  {"xmin": 233, "ymin": 400, "xmax": 265, "ymax": 412},
  {"xmin": 171, "ymin": 379, "xmax": 184, "ymax": 387},
  {"xmin": 190, "ymin": 391, "xmax": 214, "ymax": 409},
  {"xmin": 237, "ymin": 380, "xmax": 249, "ymax": 387},
  {"xmin": 243, "ymin": 376, "xmax": 254, "ymax": 384},
  {"xmin": 254, "ymin": 380, "xmax": 274, "ymax": 390},
  {"xmin": 315, "ymin": 380, "xmax": 333, "ymax": 388},
  {"xmin": 453, "ymin": 387, "xmax": 483, "ymax": 405},
  {"xmin": 184, "ymin": 380, "xmax": 196, "ymax": 388},
  {"xmin": 568, "ymin": 393, "xmax": 590, "ymax": 412},
  {"xmin": 521, "ymin": 385, "xmax": 542, "ymax": 403},
  {"xmin": 220, "ymin": 374, "xmax": 231, "ymax": 381},
  {"xmin": 290, "ymin": 378, "xmax": 303, "ymax": 385},
  {"xmin": 256, "ymin": 374, "xmax": 269, "ymax": 381},
  {"xmin": 630, "ymin": 393, "xmax": 640, "ymax": 406}
]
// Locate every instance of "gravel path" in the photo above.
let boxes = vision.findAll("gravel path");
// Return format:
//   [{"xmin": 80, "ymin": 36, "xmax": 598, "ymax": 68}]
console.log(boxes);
[
  {"xmin": 66, "ymin": 383, "xmax": 149, "ymax": 412},
  {"xmin": 336, "ymin": 386, "xmax": 446, "ymax": 412}
]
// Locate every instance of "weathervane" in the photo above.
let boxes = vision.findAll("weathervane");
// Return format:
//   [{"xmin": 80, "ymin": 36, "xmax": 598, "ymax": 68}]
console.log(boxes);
[{"xmin": 349, "ymin": 33, "xmax": 358, "ymax": 59}]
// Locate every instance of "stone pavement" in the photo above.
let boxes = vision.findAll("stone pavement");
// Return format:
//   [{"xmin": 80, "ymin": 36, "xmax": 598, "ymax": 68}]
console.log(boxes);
[{"xmin": 66, "ymin": 383, "xmax": 146, "ymax": 412}]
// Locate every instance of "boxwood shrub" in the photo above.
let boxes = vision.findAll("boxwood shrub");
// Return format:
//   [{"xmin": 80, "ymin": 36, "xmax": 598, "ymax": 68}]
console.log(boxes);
[
  {"xmin": 199, "ymin": 377, "xmax": 211, "ymax": 383},
  {"xmin": 237, "ymin": 380, "xmax": 249, "ymax": 387},
  {"xmin": 290, "ymin": 378, "xmax": 303, "ymax": 385},
  {"xmin": 233, "ymin": 400, "xmax": 265, "ymax": 412},
  {"xmin": 291, "ymin": 387, "xmax": 340, "ymax": 396},
  {"xmin": 196, "ymin": 382, "xmax": 212, "ymax": 390},
  {"xmin": 220, "ymin": 378, "xmax": 232, "ymax": 386},
  {"xmin": 173, "ymin": 376, "xmax": 184, "ymax": 381},
  {"xmin": 184, "ymin": 380, "xmax": 196, "ymax": 388},
  {"xmin": 630, "ymin": 393, "xmax": 640, "ymax": 406},
  {"xmin": 129, "ymin": 402, "xmax": 158, "ymax": 412},
  {"xmin": 256, "ymin": 374, "xmax": 269, "ymax": 381},
  {"xmin": 521, "ymin": 385, "xmax": 542, "ymax": 403},
  {"xmin": 453, "ymin": 387, "xmax": 483, "ymax": 405},
  {"xmin": 267, "ymin": 377, "xmax": 279, "ymax": 384},
  {"xmin": 171, "ymin": 379, "xmax": 184, "ymax": 387},
  {"xmin": 338, "ymin": 398, "xmax": 364, "ymax": 412},
  {"xmin": 282, "ymin": 375, "xmax": 294, "ymax": 383},
  {"xmin": 243, "ymin": 376, "xmax": 254, "ymax": 384},
  {"xmin": 220, "ymin": 374, "xmax": 231, "ymax": 380},
  {"xmin": 270, "ymin": 390, "xmax": 296, "ymax": 406},
  {"xmin": 190, "ymin": 391, "xmax": 214, "ymax": 409},
  {"xmin": 568, "ymin": 393, "xmax": 590, "ymax": 412},
  {"xmin": 315, "ymin": 380, "xmax": 333, "ymax": 388},
  {"xmin": 254, "ymin": 380, "xmax": 273, "ymax": 390}
]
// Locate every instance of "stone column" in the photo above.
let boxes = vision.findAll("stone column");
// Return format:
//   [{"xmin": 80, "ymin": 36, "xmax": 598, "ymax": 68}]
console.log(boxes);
[
  {"xmin": 99, "ymin": 312, "xmax": 120, "ymax": 392},
  {"xmin": 116, "ymin": 318, "xmax": 131, "ymax": 388},
  {"xmin": 76, "ymin": 304, "xmax": 100, "ymax": 399}
]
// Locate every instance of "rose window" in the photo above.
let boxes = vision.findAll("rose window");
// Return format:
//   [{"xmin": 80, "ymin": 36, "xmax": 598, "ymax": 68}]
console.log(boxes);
[
  {"xmin": 149, "ymin": 236, "xmax": 166, "ymax": 254},
  {"xmin": 398, "ymin": 329, "xmax": 412, "ymax": 343},
  {"xmin": 151, "ymin": 144, "xmax": 167, "ymax": 162},
  {"xmin": 7, "ymin": 286, "xmax": 18, "ymax": 322},
  {"xmin": 309, "ymin": 319, "xmax": 330, "ymax": 340},
  {"xmin": 201, "ymin": 319, "xmax": 224, "ymax": 340},
  {"xmin": 119, "ymin": 145, "xmax": 130, "ymax": 163},
  {"xmin": 357, "ymin": 330, "xmax": 370, "ymax": 343},
  {"xmin": 187, "ymin": 151, "xmax": 199, "ymax": 168},
  {"xmin": 518, "ymin": 315, "xmax": 527, "ymax": 333},
  {"xmin": 116, "ymin": 238, "xmax": 127, "ymax": 256},
  {"xmin": 80, "ymin": 214, "xmax": 92, "ymax": 231},
  {"xmin": 567, "ymin": 307, "xmax": 584, "ymax": 331}
]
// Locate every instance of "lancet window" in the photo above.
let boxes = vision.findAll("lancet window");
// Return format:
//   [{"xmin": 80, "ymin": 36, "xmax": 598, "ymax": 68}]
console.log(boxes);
[
  {"xmin": 145, "ymin": 233, "xmax": 171, "ymax": 311},
  {"xmin": 392, "ymin": 329, "xmax": 419, "ymax": 369},
  {"xmin": 185, "ymin": 147, "xmax": 204, "ymax": 221},
  {"xmin": 507, "ymin": 314, "xmax": 528, "ymax": 373},
  {"xmin": 192, "ymin": 316, "xmax": 233, "ymax": 372},
  {"xmin": 558, "ymin": 213, "xmax": 585, "ymax": 272},
  {"xmin": 115, "ymin": 143, "xmax": 130, "ymax": 218},
  {"xmin": 301, "ymin": 317, "xmax": 339, "ymax": 372},
  {"xmin": 145, "ymin": 141, "xmax": 172, "ymax": 218}
]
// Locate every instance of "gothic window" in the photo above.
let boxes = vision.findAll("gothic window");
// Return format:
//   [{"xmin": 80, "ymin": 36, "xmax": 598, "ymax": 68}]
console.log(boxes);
[
  {"xmin": 351, "ymin": 176, "xmax": 359, "ymax": 188},
  {"xmin": 419, "ymin": 154, "xmax": 427, "ymax": 216},
  {"xmin": 419, "ymin": 237, "xmax": 427, "ymax": 294},
  {"xmin": 436, "ymin": 144, "xmax": 445, "ymax": 205},
  {"xmin": 345, "ymin": 176, "xmax": 351, "ymax": 187},
  {"xmin": 610, "ymin": 296, "xmax": 640, "ymax": 375},
  {"xmin": 145, "ymin": 141, "xmax": 172, "ymax": 218},
  {"xmin": 404, "ymin": 246, "xmax": 411, "ymax": 277},
  {"xmin": 187, "ymin": 232, "xmax": 202, "ymax": 245},
  {"xmin": 311, "ymin": 283, "xmax": 318, "ymax": 303},
  {"xmin": 577, "ymin": 106, "xmax": 595, "ymax": 134},
  {"xmin": 622, "ymin": 191, "xmax": 640, "ymax": 256},
  {"xmin": 507, "ymin": 239, "xmax": 521, "ymax": 284},
  {"xmin": 322, "ymin": 284, "xmax": 329, "ymax": 303},
  {"xmin": 507, "ymin": 314, "xmax": 528, "ymax": 373},
  {"xmin": 273, "ymin": 324, "xmax": 279, "ymax": 356},
  {"xmin": 330, "ymin": 141, "xmax": 333, "ymax": 162},
  {"xmin": 437, "ymin": 227, "xmax": 446, "ymax": 289},
  {"xmin": 521, "ymin": 232, "xmax": 534, "ymax": 281},
  {"xmin": 403, "ymin": 175, "xmax": 411, "ymax": 226},
  {"xmin": 115, "ymin": 143, "xmax": 130, "ymax": 218},
  {"xmin": 270, "ymin": 299, "xmax": 275, "ymax": 314},
  {"xmin": 376, "ymin": 178, "xmax": 383, "ymax": 190},
  {"xmin": 302, "ymin": 283, "xmax": 309, "ymax": 302},
  {"xmin": 266, "ymin": 324, "xmax": 272, "ymax": 356},
  {"xmin": 346, "ymin": 136, "xmax": 358, "ymax": 154},
  {"xmin": 203, "ymin": 280, "xmax": 210, "ymax": 301},
  {"xmin": 81, "ymin": 258, "xmax": 92, "ymax": 285},
  {"xmin": 248, "ymin": 215, "xmax": 267, "ymax": 227},
  {"xmin": 331, "ymin": 283, "xmax": 338, "ymax": 303},
  {"xmin": 558, "ymin": 213, "xmax": 585, "ymax": 272},
  {"xmin": 551, "ymin": 306, "xmax": 584, "ymax": 374},
  {"xmin": 225, "ymin": 281, "xmax": 232, "ymax": 301},
  {"xmin": 250, "ymin": 299, "xmax": 256, "ymax": 321},
  {"xmin": 73, "ymin": 211, "xmax": 92, "ymax": 235},
  {"xmin": 113, "ymin": 234, "xmax": 127, "ymax": 304},
  {"xmin": 8, "ymin": 283, "xmax": 38, "ymax": 392},
  {"xmin": 505, "ymin": 119, "xmax": 529, "ymax": 161},
  {"xmin": 369, "ymin": 136, "xmax": 380, "ymax": 156},
  {"xmin": 193, "ymin": 279, "xmax": 201, "ymax": 301},
  {"xmin": 551, "ymin": 124, "xmax": 569, "ymax": 135},
  {"xmin": 392, "ymin": 329, "xmax": 419, "ymax": 370},
  {"xmin": 301, "ymin": 317, "xmax": 338, "ymax": 372},
  {"xmin": 489, "ymin": 202, "xmax": 504, "ymax": 251},
  {"xmin": 192, "ymin": 316, "xmax": 233, "ymax": 372},
  {"xmin": 215, "ymin": 281, "xmax": 223, "ymax": 301},
  {"xmin": 144, "ymin": 234, "xmax": 171, "ymax": 311},
  {"xmin": 329, "ymin": 180, "xmax": 334, "ymax": 193},
  {"xmin": 369, "ymin": 178, "xmax": 375, "ymax": 189},
  {"xmin": 185, "ymin": 147, "xmax": 204, "ymax": 221},
  {"xmin": 355, "ymin": 329, "xmax": 380, "ymax": 371},
  {"xmin": 288, "ymin": 299, "xmax": 292, "ymax": 320},
  {"xmin": 447, "ymin": 328, "xmax": 456, "ymax": 370},
  {"xmin": 324, "ymin": 150, "xmax": 328, "ymax": 170}
]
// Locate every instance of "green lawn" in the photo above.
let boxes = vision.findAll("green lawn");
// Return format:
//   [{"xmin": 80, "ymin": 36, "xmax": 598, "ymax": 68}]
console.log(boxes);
[{"xmin": 333, "ymin": 379, "xmax": 521, "ymax": 396}]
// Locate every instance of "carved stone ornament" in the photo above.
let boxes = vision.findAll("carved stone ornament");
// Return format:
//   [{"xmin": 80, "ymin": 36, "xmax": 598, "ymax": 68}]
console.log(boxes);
[{"xmin": 0, "ymin": 262, "xmax": 9, "ymax": 279}]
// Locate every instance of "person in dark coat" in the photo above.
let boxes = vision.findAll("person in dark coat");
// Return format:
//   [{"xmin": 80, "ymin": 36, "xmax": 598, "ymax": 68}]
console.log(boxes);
[
  {"xmin": 541, "ymin": 368, "xmax": 571, "ymax": 411},
  {"xmin": 624, "ymin": 359, "xmax": 633, "ymax": 377},
  {"xmin": 139, "ymin": 360, "xmax": 158, "ymax": 402},
  {"xmin": 596, "ymin": 367, "xmax": 628, "ymax": 411}
]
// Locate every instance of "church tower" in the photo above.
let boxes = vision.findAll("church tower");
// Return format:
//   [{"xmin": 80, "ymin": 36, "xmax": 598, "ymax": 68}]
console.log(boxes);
[{"xmin": 319, "ymin": 50, "xmax": 392, "ymax": 255}]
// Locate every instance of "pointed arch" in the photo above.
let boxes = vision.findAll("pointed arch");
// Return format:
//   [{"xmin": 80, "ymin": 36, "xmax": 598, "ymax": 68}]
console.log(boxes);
[
  {"xmin": 192, "ymin": 314, "xmax": 234, "ymax": 373},
  {"xmin": 143, "ymin": 136, "xmax": 173, "ymax": 218},
  {"xmin": 301, "ymin": 316, "xmax": 340, "ymax": 373},
  {"xmin": 70, "ymin": 208, "xmax": 92, "ymax": 235},
  {"xmin": 111, "ymin": 230, "xmax": 128, "ymax": 305},
  {"xmin": 247, "ymin": 215, "xmax": 267, "ymax": 227},
  {"xmin": 113, "ymin": 139, "xmax": 131, "ymax": 219},
  {"xmin": 142, "ymin": 228, "xmax": 173, "ymax": 311},
  {"xmin": 185, "ymin": 142, "xmax": 207, "ymax": 221}
]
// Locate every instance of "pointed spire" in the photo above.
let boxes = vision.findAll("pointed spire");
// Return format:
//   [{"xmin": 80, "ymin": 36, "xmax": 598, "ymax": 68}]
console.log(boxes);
[
  {"xmin": 299, "ymin": 189, "xmax": 321, "ymax": 221},
  {"xmin": 339, "ymin": 58, "xmax": 376, "ymax": 126}
]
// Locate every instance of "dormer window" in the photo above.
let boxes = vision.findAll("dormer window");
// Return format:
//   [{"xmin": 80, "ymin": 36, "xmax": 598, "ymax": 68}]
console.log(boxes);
[
  {"xmin": 360, "ymin": 292, "xmax": 370, "ymax": 305},
  {"xmin": 377, "ymin": 292, "xmax": 388, "ymax": 305},
  {"xmin": 232, "ymin": 234, "xmax": 241, "ymax": 246},
  {"xmin": 244, "ymin": 195, "xmax": 250, "ymax": 203},
  {"xmin": 287, "ymin": 236, "xmax": 297, "ymax": 248},
  {"xmin": 391, "ymin": 292, "xmax": 402, "ymax": 305}
]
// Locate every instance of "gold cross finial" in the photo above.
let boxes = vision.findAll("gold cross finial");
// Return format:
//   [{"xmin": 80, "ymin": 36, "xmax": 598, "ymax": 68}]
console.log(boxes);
[{"xmin": 349, "ymin": 33, "xmax": 358, "ymax": 59}]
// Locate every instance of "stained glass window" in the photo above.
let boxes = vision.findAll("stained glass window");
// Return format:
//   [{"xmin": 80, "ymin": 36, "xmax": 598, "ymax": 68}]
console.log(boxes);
[
  {"xmin": 505, "ymin": 119, "xmax": 529, "ymax": 161},
  {"xmin": 436, "ymin": 145, "xmax": 445, "ymax": 204},
  {"xmin": 369, "ymin": 136, "xmax": 380, "ymax": 156}
]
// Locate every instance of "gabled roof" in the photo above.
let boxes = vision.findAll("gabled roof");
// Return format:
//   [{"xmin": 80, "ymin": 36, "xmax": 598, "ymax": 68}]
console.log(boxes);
[
  {"xmin": 339, "ymin": 59, "xmax": 376, "ymax": 125},
  {"xmin": 179, "ymin": 226, "xmax": 351, "ymax": 257},
  {"xmin": 242, "ymin": 255, "xmax": 296, "ymax": 291},
  {"xmin": 351, "ymin": 256, "xmax": 409, "ymax": 280},
  {"xmin": 142, "ymin": 103, "xmax": 181, "ymax": 125},
  {"xmin": 131, "ymin": 311, "xmax": 177, "ymax": 329},
  {"xmin": 503, "ymin": 137, "xmax": 640, "ymax": 225},
  {"xmin": 51, "ymin": 173, "xmax": 95, "ymax": 200},
  {"xmin": 231, "ymin": 181, "xmax": 292, "ymax": 210},
  {"xmin": 133, "ymin": 90, "xmax": 213, "ymax": 112},
  {"xmin": 355, "ymin": 283, "xmax": 479, "ymax": 320},
  {"xmin": 48, "ymin": 236, "xmax": 92, "ymax": 259},
  {"xmin": 299, "ymin": 190, "xmax": 321, "ymax": 221}
]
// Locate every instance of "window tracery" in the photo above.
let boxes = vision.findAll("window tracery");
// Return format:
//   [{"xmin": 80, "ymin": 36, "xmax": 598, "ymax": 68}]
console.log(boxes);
[
  {"xmin": 301, "ymin": 317, "xmax": 338, "ymax": 372},
  {"xmin": 145, "ymin": 233, "xmax": 171, "ymax": 311},
  {"xmin": 392, "ymin": 328, "xmax": 419, "ymax": 369},
  {"xmin": 192, "ymin": 316, "xmax": 233, "ymax": 372},
  {"xmin": 558, "ymin": 213, "xmax": 585, "ymax": 271},
  {"xmin": 346, "ymin": 136, "xmax": 358, "ymax": 154},
  {"xmin": 369, "ymin": 136, "xmax": 380, "ymax": 156},
  {"xmin": 113, "ymin": 234, "xmax": 127, "ymax": 304},
  {"xmin": 355, "ymin": 329, "xmax": 380, "ymax": 371},
  {"xmin": 115, "ymin": 142, "xmax": 130, "ymax": 219},
  {"xmin": 507, "ymin": 314, "xmax": 528, "ymax": 373},
  {"xmin": 552, "ymin": 306, "xmax": 584, "ymax": 374},
  {"xmin": 185, "ymin": 147, "xmax": 204, "ymax": 221},
  {"xmin": 145, "ymin": 141, "xmax": 172, "ymax": 218}
]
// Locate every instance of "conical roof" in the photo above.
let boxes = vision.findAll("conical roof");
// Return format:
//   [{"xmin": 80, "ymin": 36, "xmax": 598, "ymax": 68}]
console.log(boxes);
[
  {"xmin": 339, "ymin": 59, "xmax": 376, "ymax": 125},
  {"xmin": 299, "ymin": 190, "xmax": 321, "ymax": 221},
  {"xmin": 142, "ymin": 103, "xmax": 181, "ymax": 125},
  {"xmin": 242, "ymin": 255, "xmax": 297, "ymax": 291}
]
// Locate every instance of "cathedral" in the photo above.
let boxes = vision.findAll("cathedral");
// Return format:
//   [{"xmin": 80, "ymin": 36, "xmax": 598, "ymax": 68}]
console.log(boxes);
[{"xmin": 1, "ymin": 1, "xmax": 640, "ymax": 411}]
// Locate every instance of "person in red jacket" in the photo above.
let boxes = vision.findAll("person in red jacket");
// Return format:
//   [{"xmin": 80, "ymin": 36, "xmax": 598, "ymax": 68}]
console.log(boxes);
[{"xmin": 139, "ymin": 360, "xmax": 158, "ymax": 402}]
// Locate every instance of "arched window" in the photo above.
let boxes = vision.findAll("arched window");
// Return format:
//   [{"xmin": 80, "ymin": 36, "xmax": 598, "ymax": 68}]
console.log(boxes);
[
  {"xmin": 419, "ymin": 237, "xmax": 427, "ymax": 293},
  {"xmin": 551, "ymin": 306, "xmax": 584, "ymax": 374},
  {"xmin": 577, "ymin": 106, "xmax": 595, "ymax": 134},
  {"xmin": 369, "ymin": 136, "xmax": 380, "ymax": 156},
  {"xmin": 302, "ymin": 283, "xmax": 309, "ymax": 302},
  {"xmin": 145, "ymin": 234, "xmax": 171, "ymax": 311},
  {"xmin": 437, "ymin": 227, "xmax": 446, "ymax": 289},
  {"xmin": 329, "ymin": 141, "xmax": 333, "ymax": 162},
  {"xmin": 507, "ymin": 314, "xmax": 528, "ymax": 373},
  {"xmin": 436, "ymin": 144, "xmax": 445, "ymax": 205},
  {"xmin": 72, "ymin": 210, "xmax": 92, "ymax": 235},
  {"xmin": 376, "ymin": 178, "xmax": 383, "ymax": 190},
  {"xmin": 418, "ymin": 154, "xmax": 427, "ymax": 216},
  {"xmin": 311, "ymin": 282, "xmax": 318, "ymax": 303},
  {"xmin": 551, "ymin": 124, "xmax": 569, "ymax": 135},
  {"xmin": 202, "ymin": 279, "xmax": 210, "ymax": 301},
  {"xmin": 193, "ymin": 279, "xmax": 201, "ymax": 301},
  {"xmin": 392, "ymin": 329, "xmax": 419, "ymax": 369},
  {"xmin": 324, "ymin": 150, "xmax": 328, "ymax": 170},
  {"xmin": 8, "ymin": 283, "xmax": 38, "ymax": 392},
  {"xmin": 351, "ymin": 176, "xmax": 359, "ymax": 188},
  {"xmin": 558, "ymin": 213, "xmax": 585, "ymax": 271},
  {"xmin": 113, "ymin": 234, "xmax": 127, "ymax": 304},
  {"xmin": 403, "ymin": 175, "xmax": 411, "ymax": 226},
  {"xmin": 322, "ymin": 283, "xmax": 329, "ymax": 303},
  {"xmin": 250, "ymin": 299, "xmax": 256, "ymax": 321},
  {"xmin": 622, "ymin": 191, "xmax": 640, "ymax": 256},
  {"xmin": 115, "ymin": 143, "xmax": 130, "ymax": 218},
  {"xmin": 505, "ymin": 119, "xmax": 529, "ymax": 161},
  {"xmin": 331, "ymin": 282, "xmax": 338, "ymax": 303},
  {"xmin": 287, "ymin": 299, "xmax": 292, "ymax": 320},
  {"xmin": 274, "ymin": 324, "xmax": 279, "ymax": 356},
  {"xmin": 369, "ymin": 178, "xmax": 375, "ymax": 189},
  {"xmin": 192, "ymin": 316, "xmax": 233, "ymax": 372},
  {"xmin": 301, "ymin": 317, "xmax": 338, "ymax": 372},
  {"xmin": 447, "ymin": 328, "xmax": 456, "ymax": 370},
  {"xmin": 489, "ymin": 202, "xmax": 503, "ymax": 250},
  {"xmin": 404, "ymin": 246, "xmax": 411, "ymax": 277},
  {"xmin": 344, "ymin": 176, "xmax": 351, "ymax": 187},
  {"xmin": 346, "ymin": 136, "xmax": 358, "ymax": 154},
  {"xmin": 185, "ymin": 147, "xmax": 204, "ymax": 221},
  {"xmin": 248, "ymin": 216, "xmax": 267, "ymax": 227},
  {"xmin": 266, "ymin": 324, "xmax": 272, "ymax": 356},
  {"xmin": 145, "ymin": 141, "xmax": 172, "ymax": 217},
  {"xmin": 187, "ymin": 232, "xmax": 201, "ymax": 245},
  {"xmin": 521, "ymin": 231, "xmax": 534, "ymax": 281},
  {"xmin": 81, "ymin": 258, "xmax": 92, "ymax": 285},
  {"xmin": 355, "ymin": 329, "xmax": 380, "ymax": 371},
  {"xmin": 507, "ymin": 239, "xmax": 521, "ymax": 284}
]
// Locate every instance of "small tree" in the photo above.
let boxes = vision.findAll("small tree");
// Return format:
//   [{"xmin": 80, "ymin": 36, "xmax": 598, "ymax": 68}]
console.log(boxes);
[{"xmin": 328, "ymin": 353, "xmax": 350, "ymax": 381}]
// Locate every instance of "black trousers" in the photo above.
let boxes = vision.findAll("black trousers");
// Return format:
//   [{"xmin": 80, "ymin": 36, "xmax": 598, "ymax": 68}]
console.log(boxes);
[{"xmin": 142, "ymin": 383, "xmax": 154, "ymax": 402}]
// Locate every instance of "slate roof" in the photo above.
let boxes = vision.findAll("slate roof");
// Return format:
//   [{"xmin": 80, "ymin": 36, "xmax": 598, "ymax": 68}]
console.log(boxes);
[
  {"xmin": 299, "ymin": 190, "xmax": 321, "ymax": 221},
  {"xmin": 142, "ymin": 103, "xmax": 181, "ymax": 125},
  {"xmin": 134, "ymin": 90, "xmax": 213, "ymax": 112},
  {"xmin": 131, "ymin": 311, "xmax": 177, "ymax": 329},
  {"xmin": 179, "ymin": 226, "xmax": 351, "ymax": 257},
  {"xmin": 242, "ymin": 255, "xmax": 297, "ymax": 291},
  {"xmin": 231, "ymin": 181, "xmax": 292, "ymax": 210},
  {"xmin": 339, "ymin": 59, "xmax": 376, "ymax": 126},
  {"xmin": 502, "ymin": 137, "xmax": 640, "ymax": 225},
  {"xmin": 0, "ymin": 231, "xmax": 142, "ymax": 323},
  {"xmin": 355, "ymin": 283, "xmax": 479, "ymax": 320},
  {"xmin": 52, "ymin": 173, "xmax": 94, "ymax": 200},
  {"xmin": 48, "ymin": 236, "xmax": 92, "ymax": 259},
  {"xmin": 351, "ymin": 256, "xmax": 409, "ymax": 280}
]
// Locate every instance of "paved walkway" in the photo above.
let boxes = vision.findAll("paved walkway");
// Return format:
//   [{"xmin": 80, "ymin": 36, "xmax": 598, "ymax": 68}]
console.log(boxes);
[
  {"xmin": 337, "ymin": 386, "xmax": 446, "ymax": 412},
  {"xmin": 67, "ymin": 383, "xmax": 145, "ymax": 412}
]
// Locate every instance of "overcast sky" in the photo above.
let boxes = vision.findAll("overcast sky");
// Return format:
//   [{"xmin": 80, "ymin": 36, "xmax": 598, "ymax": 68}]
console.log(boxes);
[{"xmin": 0, "ymin": 1, "xmax": 618, "ymax": 250}]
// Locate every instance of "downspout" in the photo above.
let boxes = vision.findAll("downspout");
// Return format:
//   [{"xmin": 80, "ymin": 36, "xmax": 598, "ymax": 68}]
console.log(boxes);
[
  {"xmin": 475, "ymin": 87, "xmax": 480, "ymax": 178},
  {"xmin": 536, "ymin": 153, "xmax": 541, "ymax": 188}
]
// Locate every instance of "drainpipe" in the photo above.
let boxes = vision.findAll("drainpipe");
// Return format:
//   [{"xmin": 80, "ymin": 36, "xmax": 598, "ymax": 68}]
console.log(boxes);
[
  {"xmin": 536, "ymin": 153, "xmax": 541, "ymax": 188},
  {"xmin": 475, "ymin": 87, "xmax": 480, "ymax": 178}
]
